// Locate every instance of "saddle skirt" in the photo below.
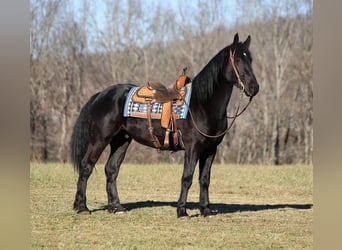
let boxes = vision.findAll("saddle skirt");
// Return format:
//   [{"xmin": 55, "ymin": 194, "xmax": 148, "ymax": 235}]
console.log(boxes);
[{"xmin": 123, "ymin": 83, "xmax": 192, "ymax": 128}]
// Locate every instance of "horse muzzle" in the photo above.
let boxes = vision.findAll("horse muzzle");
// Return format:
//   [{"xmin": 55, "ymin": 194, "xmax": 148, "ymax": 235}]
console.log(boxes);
[{"xmin": 244, "ymin": 82, "xmax": 259, "ymax": 97}]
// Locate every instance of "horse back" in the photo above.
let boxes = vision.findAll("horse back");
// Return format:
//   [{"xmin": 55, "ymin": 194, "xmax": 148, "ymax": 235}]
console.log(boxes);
[{"xmin": 90, "ymin": 84, "xmax": 136, "ymax": 117}]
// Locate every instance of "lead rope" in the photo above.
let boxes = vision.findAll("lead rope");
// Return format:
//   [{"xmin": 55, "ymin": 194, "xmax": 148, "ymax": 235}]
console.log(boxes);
[
  {"xmin": 227, "ymin": 95, "xmax": 252, "ymax": 119},
  {"xmin": 180, "ymin": 87, "xmax": 250, "ymax": 138}
]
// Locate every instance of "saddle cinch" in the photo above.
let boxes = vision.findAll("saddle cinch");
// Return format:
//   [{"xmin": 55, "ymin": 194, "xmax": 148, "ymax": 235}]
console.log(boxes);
[{"xmin": 131, "ymin": 73, "xmax": 191, "ymax": 151}]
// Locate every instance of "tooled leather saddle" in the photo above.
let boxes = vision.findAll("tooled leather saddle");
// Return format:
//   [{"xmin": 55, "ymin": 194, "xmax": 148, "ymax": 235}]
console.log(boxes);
[{"xmin": 123, "ymin": 69, "xmax": 192, "ymax": 151}]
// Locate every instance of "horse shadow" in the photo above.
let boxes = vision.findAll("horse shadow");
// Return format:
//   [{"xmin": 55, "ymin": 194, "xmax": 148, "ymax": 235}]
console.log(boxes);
[{"xmin": 91, "ymin": 200, "xmax": 312, "ymax": 216}]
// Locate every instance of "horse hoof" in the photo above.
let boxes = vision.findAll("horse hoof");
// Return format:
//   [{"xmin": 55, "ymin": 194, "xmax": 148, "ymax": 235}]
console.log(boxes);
[
  {"xmin": 177, "ymin": 207, "xmax": 189, "ymax": 218},
  {"xmin": 201, "ymin": 208, "xmax": 218, "ymax": 217},
  {"xmin": 108, "ymin": 205, "xmax": 127, "ymax": 214},
  {"xmin": 115, "ymin": 210, "xmax": 127, "ymax": 215},
  {"xmin": 77, "ymin": 210, "xmax": 91, "ymax": 215},
  {"xmin": 179, "ymin": 215, "xmax": 191, "ymax": 220},
  {"xmin": 177, "ymin": 207, "xmax": 190, "ymax": 218}
]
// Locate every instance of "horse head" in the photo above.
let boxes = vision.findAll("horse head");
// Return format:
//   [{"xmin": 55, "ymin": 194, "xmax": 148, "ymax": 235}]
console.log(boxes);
[{"xmin": 226, "ymin": 33, "xmax": 259, "ymax": 98}]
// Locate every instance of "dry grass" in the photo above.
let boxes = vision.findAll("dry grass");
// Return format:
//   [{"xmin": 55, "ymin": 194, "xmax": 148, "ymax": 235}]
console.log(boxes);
[{"xmin": 30, "ymin": 163, "xmax": 313, "ymax": 249}]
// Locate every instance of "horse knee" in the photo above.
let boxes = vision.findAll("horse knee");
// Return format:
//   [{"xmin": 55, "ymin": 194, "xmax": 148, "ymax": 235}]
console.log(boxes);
[
  {"xmin": 105, "ymin": 166, "xmax": 119, "ymax": 181},
  {"xmin": 182, "ymin": 175, "xmax": 193, "ymax": 189},
  {"xmin": 199, "ymin": 175, "xmax": 210, "ymax": 186}
]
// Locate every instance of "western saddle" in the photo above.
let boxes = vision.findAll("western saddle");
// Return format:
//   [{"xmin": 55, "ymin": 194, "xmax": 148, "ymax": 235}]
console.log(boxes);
[{"xmin": 131, "ymin": 69, "xmax": 191, "ymax": 151}]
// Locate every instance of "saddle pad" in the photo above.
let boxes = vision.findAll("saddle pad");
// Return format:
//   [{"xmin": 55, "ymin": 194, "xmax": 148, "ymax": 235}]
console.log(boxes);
[{"xmin": 123, "ymin": 83, "xmax": 192, "ymax": 119}]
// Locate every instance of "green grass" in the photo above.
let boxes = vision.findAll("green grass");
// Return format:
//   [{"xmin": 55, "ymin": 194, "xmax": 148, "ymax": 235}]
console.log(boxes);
[{"xmin": 30, "ymin": 163, "xmax": 313, "ymax": 249}]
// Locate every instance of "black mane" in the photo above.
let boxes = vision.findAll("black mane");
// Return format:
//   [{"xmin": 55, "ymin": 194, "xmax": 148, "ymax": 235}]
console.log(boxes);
[{"xmin": 191, "ymin": 46, "xmax": 230, "ymax": 102}]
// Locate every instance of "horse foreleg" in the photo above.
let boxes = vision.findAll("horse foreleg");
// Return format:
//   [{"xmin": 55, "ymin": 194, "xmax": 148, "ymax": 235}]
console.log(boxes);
[
  {"xmin": 105, "ymin": 133, "xmax": 131, "ymax": 214},
  {"xmin": 199, "ymin": 148, "xmax": 217, "ymax": 217},
  {"xmin": 177, "ymin": 150, "xmax": 199, "ymax": 218}
]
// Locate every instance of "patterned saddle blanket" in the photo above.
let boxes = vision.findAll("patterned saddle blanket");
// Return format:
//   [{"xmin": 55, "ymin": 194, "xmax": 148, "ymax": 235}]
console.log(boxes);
[{"xmin": 123, "ymin": 83, "xmax": 192, "ymax": 128}]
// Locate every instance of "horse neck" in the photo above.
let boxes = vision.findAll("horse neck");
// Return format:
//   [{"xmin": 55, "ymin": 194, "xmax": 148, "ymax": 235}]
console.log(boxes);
[
  {"xmin": 191, "ymin": 76, "xmax": 234, "ymax": 120},
  {"xmin": 191, "ymin": 48, "xmax": 234, "ymax": 119}
]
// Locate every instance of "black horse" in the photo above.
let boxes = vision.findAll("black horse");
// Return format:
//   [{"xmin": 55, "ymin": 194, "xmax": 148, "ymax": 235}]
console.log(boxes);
[{"xmin": 71, "ymin": 33, "xmax": 259, "ymax": 218}]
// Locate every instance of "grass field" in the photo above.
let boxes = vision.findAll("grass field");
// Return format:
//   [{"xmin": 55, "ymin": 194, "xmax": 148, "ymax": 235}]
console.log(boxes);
[{"xmin": 30, "ymin": 163, "xmax": 313, "ymax": 249}]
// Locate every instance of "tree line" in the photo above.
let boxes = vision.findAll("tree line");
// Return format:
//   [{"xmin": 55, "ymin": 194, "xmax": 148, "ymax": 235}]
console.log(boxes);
[{"xmin": 30, "ymin": 0, "xmax": 313, "ymax": 165}]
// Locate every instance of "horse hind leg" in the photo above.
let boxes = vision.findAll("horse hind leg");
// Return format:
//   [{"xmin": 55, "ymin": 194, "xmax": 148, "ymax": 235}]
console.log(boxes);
[
  {"xmin": 73, "ymin": 142, "xmax": 107, "ymax": 214},
  {"xmin": 105, "ymin": 131, "xmax": 132, "ymax": 214}
]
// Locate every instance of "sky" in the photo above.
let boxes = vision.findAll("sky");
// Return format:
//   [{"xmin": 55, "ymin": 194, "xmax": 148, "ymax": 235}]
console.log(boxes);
[
  {"xmin": 67, "ymin": 0, "xmax": 312, "ymax": 49},
  {"xmin": 70, "ymin": 0, "xmax": 240, "ymax": 31},
  {"xmin": 70, "ymin": 0, "xmax": 312, "ymax": 31}
]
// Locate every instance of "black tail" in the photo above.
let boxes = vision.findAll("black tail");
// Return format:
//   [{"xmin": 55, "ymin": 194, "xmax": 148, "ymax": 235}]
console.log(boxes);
[{"xmin": 70, "ymin": 93, "xmax": 99, "ymax": 173}]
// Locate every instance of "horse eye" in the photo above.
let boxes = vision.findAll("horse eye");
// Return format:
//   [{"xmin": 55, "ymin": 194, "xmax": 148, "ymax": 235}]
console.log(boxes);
[{"xmin": 243, "ymin": 52, "xmax": 247, "ymax": 57}]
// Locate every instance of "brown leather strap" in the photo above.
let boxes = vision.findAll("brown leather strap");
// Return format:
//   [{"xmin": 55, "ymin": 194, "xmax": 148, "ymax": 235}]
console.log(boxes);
[
  {"xmin": 147, "ymin": 101, "xmax": 161, "ymax": 152},
  {"xmin": 164, "ymin": 129, "xmax": 170, "ymax": 148},
  {"xmin": 171, "ymin": 109, "xmax": 178, "ymax": 146},
  {"xmin": 229, "ymin": 48, "xmax": 245, "ymax": 90}
]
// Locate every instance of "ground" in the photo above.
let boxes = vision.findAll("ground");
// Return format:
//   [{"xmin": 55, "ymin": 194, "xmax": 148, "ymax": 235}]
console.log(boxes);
[{"xmin": 30, "ymin": 163, "xmax": 313, "ymax": 249}]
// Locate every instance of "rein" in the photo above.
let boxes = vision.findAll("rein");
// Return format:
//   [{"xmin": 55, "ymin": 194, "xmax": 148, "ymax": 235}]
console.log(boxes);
[{"xmin": 180, "ymin": 48, "xmax": 252, "ymax": 138}]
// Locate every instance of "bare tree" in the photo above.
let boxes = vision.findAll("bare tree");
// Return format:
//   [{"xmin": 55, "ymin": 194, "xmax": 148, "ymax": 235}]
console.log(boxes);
[
  {"xmin": 30, "ymin": 0, "xmax": 65, "ymax": 161},
  {"xmin": 30, "ymin": 0, "xmax": 312, "ymax": 165},
  {"xmin": 234, "ymin": 0, "xmax": 313, "ymax": 164}
]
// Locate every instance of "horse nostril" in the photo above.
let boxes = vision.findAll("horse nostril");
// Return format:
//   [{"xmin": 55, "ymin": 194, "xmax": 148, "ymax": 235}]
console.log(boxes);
[
  {"xmin": 253, "ymin": 84, "xmax": 259, "ymax": 94},
  {"xmin": 248, "ymin": 83, "xmax": 259, "ymax": 96}
]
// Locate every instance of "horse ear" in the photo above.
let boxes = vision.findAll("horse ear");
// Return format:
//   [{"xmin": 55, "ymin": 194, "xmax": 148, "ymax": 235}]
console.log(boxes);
[
  {"xmin": 233, "ymin": 33, "xmax": 239, "ymax": 45},
  {"xmin": 243, "ymin": 35, "xmax": 251, "ymax": 49}
]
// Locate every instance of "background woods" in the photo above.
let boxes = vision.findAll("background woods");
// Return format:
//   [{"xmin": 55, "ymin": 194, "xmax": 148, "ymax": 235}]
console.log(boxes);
[{"xmin": 30, "ymin": 0, "xmax": 313, "ymax": 165}]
